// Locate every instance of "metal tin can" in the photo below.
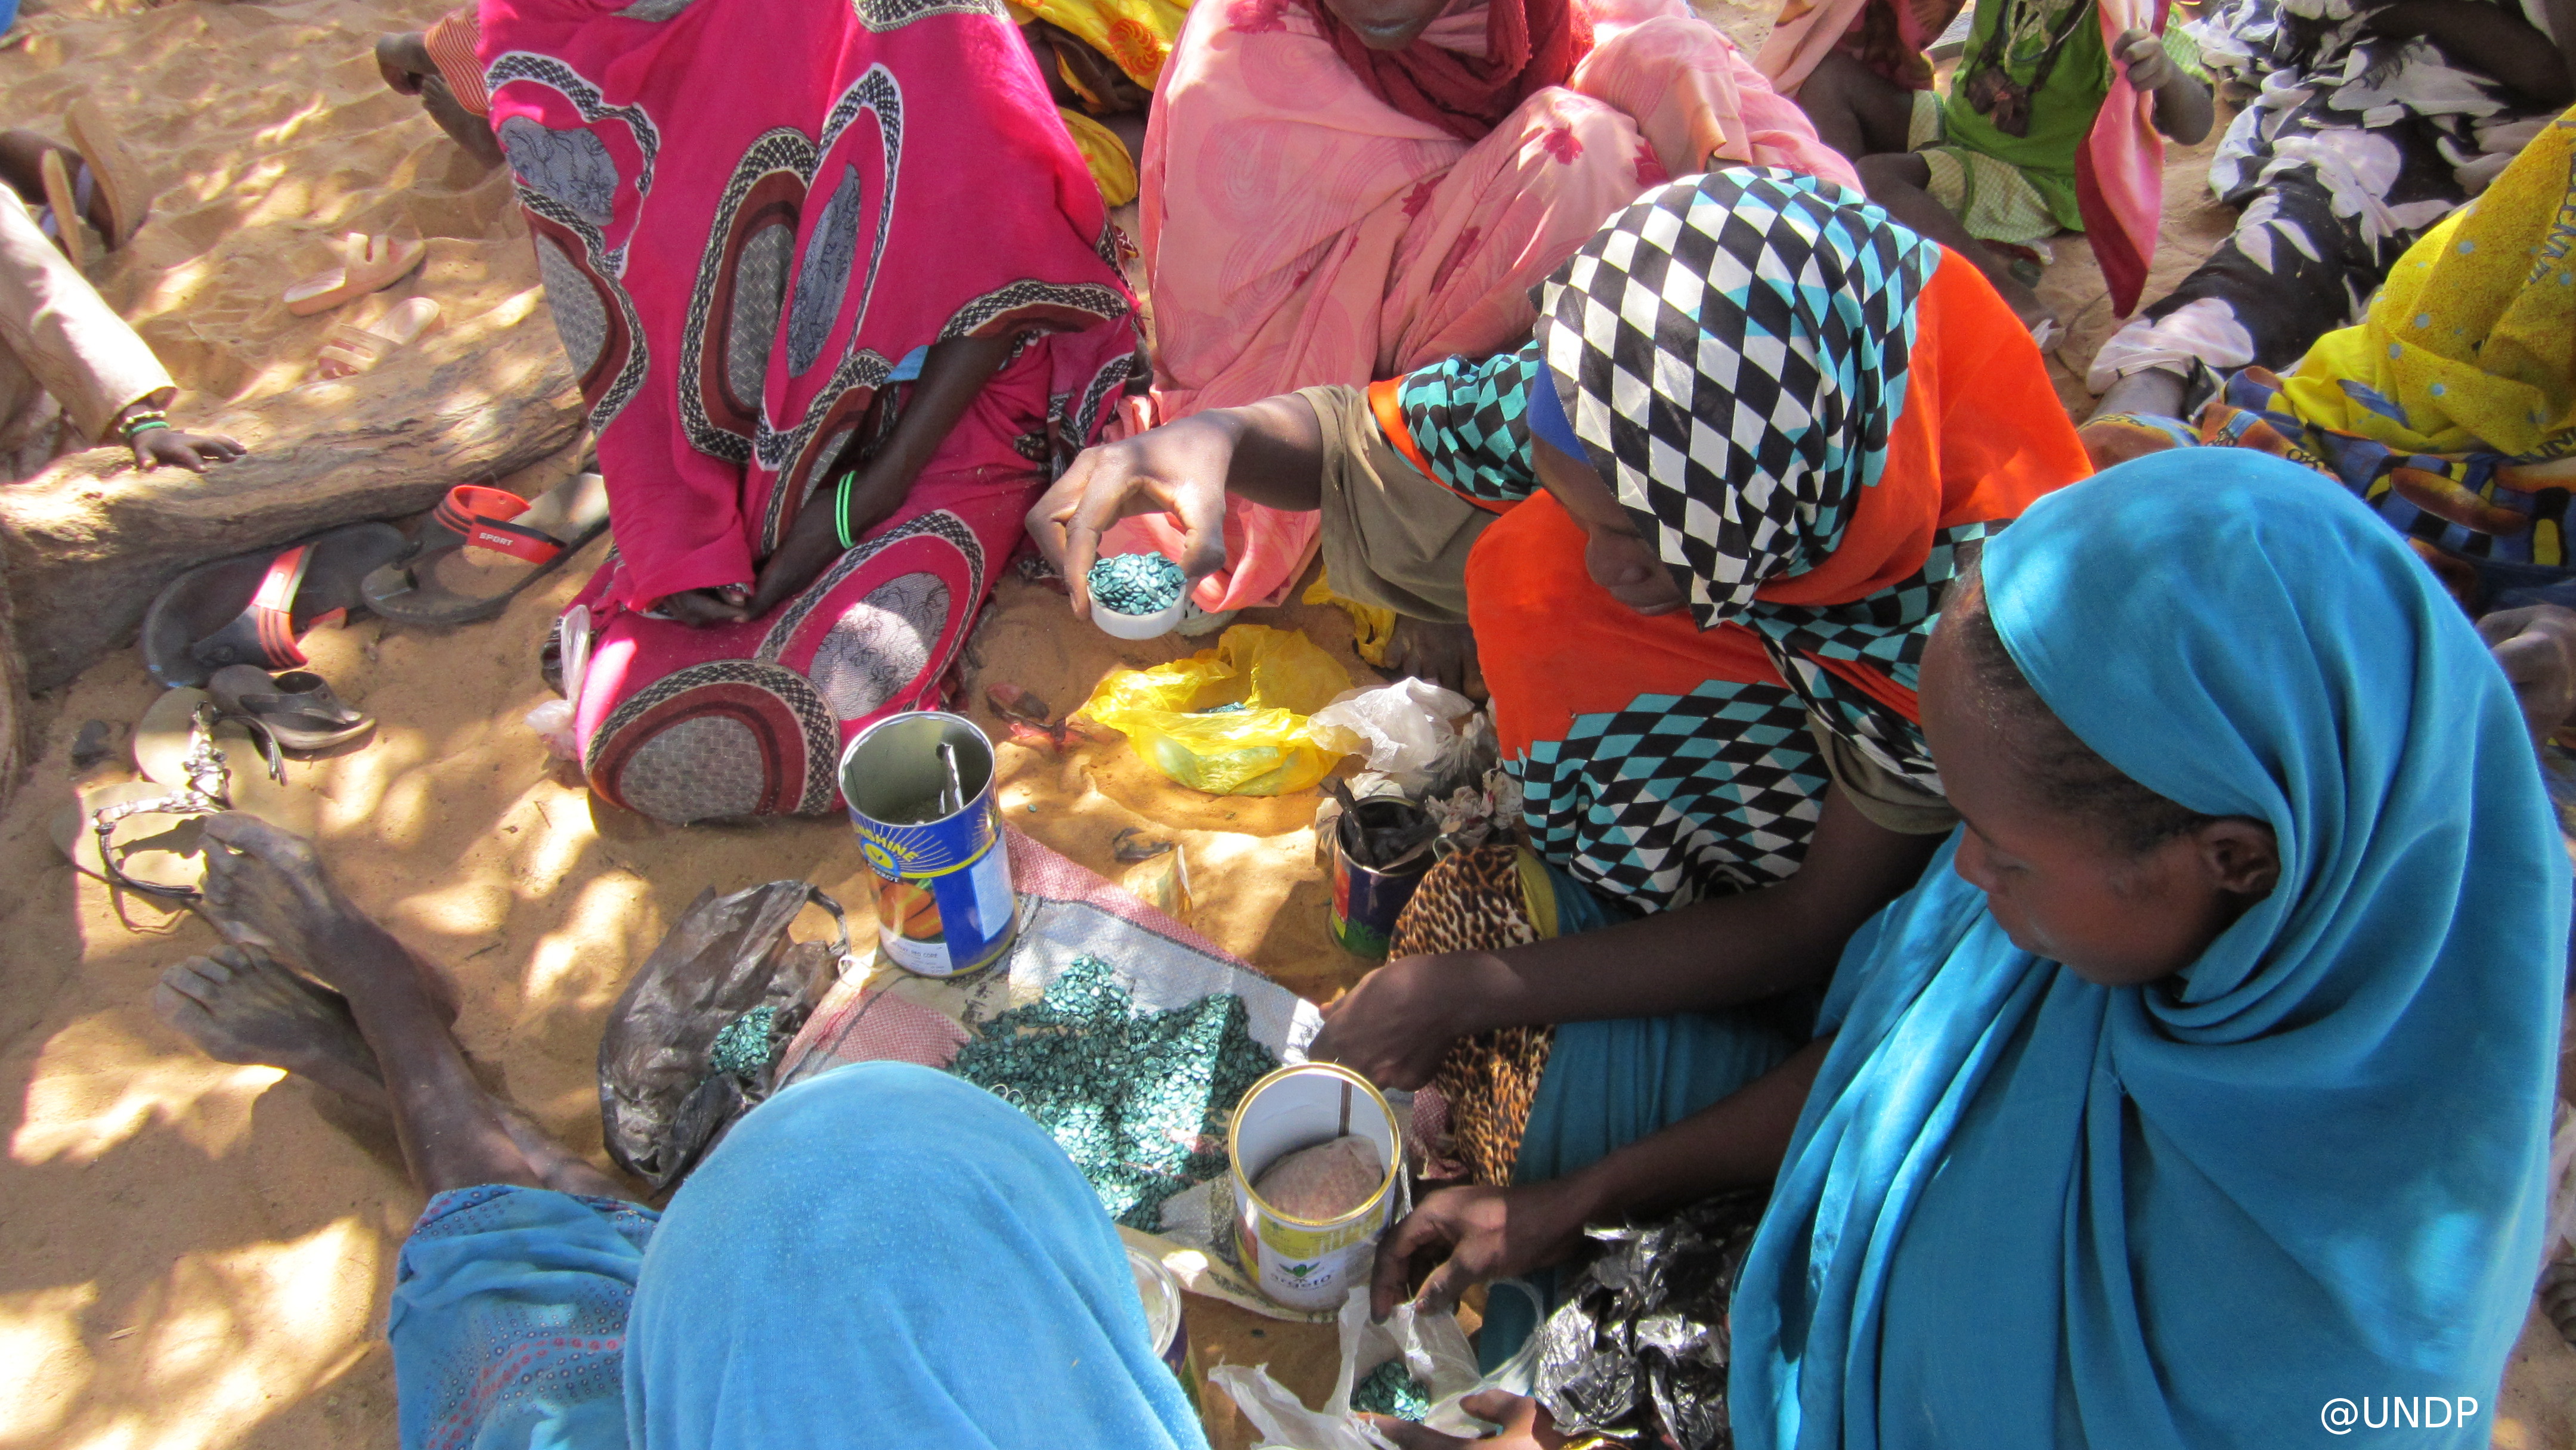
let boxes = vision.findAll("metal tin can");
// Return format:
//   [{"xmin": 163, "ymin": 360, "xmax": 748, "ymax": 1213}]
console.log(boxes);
[
  {"xmin": 838, "ymin": 711, "xmax": 1018, "ymax": 978},
  {"xmin": 1127, "ymin": 1245, "xmax": 1204, "ymax": 1413},
  {"xmin": 1327, "ymin": 799, "xmax": 1435, "ymax": 959},
  {"xmin": 1228, "ymin": 1061, "xmax": 1402, "ymax": 1313}
]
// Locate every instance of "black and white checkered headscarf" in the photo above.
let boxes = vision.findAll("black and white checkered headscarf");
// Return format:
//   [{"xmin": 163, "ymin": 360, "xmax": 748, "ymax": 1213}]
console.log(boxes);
[{"xmin": 1536, "ymin": 168, "xmax": 1942, "ymax": 632}]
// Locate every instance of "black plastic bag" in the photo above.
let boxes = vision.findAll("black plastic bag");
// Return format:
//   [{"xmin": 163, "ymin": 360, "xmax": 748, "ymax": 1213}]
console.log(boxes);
[
  {"xmin": 1530, "ymin": 1188, "xmax": 1767, "ymax": 1450},
  {"xmin": 598, "ymin": 881, "xmax": 847, "ymax": 1194}
]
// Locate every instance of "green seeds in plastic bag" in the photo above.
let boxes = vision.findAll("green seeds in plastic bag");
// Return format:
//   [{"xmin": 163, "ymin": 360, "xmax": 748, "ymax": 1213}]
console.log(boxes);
[{"xmin": 1076, "ymin": 624, "xmax": 1360, "ymax": 795}]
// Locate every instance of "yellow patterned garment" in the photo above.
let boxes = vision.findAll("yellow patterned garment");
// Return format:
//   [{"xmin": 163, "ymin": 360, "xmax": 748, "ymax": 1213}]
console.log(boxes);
[
  {"xmin": 2281, "ymin": 106, "xmax": 2576, "ymax": 463},
  {"xmin": 1057, "ymin": 108, "xmax": 1138, "ymax": 206},
  {"xmin": 1007, "ymin": 0, "xmax": 1188, "ymax": 90}
]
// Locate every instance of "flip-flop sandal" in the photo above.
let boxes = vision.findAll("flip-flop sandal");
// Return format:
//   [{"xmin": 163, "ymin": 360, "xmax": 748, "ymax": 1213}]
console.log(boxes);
[
  {"xmin": 363, "ymin": 472, "xmax": 611, "ymax": 627},
  {"xmin": 140, "ymin": 522, "xmax": 408, "ymax": 688},
  {"xmin": 133, "ymin": 687, "xmax": 316, "ymax": 835},
  {"xmin": 207, "ymin": 665, "xmax": 374, "ymax": 752},
  {"xmin": 65, "ymin": 97, "xmax": 154, "ymax": 251},
  {"xmin": 315, "ymin": 297, "xmax": 441, "ymax": 380},
  {"xmin": 54, "ymin": 692, "xmax": 310, "ymax": 898},
  {"xmin": 51, "ymin": 780, "xmax": 215, "ymax": 898},
  {"xmin": 36, "ymin": 149, "xmax": 90, "ymax": 271},
  {"xmin": 284, "ymin": 233, "xmax": 428, "ymax": 317}
]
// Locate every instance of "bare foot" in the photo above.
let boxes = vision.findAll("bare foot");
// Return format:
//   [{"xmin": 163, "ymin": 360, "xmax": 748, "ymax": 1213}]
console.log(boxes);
[
  {"xmin": 491, "ymin": 1098, "xmax": 628, "ymax": 1200},
  {"xmin": 374, "ymin": 32, "xmax": 432, "ymax": 95},
  {"xmin": 420, "ymin": 78, "xmax": 505, "ymax": 168},
  {"xmin": 1383, "ymin": 618, "xmax": 1486, "ymax": 702},
  {"xmin": 158, "ymin": 944, "xmax": 628, "ymax": 1195},
  {"xmin": 197, "ymin": 814, "xmax": 462, "ymax": 1023},
  {"xmin": 154, "ymin": 945, "xmax": 389, "ymax": 1108}
]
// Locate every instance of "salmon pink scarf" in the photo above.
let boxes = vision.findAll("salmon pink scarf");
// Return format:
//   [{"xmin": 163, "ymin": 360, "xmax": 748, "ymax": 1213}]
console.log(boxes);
[{"xmin": 1304, "ymin": 0, "xmax": 1594, "ymax": 140}]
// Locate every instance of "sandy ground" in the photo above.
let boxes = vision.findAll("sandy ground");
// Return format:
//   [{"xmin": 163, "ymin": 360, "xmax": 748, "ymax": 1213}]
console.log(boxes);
[{"xmin": 1, "ymin": 0, "xmax": 2572, "ymax": 1446}]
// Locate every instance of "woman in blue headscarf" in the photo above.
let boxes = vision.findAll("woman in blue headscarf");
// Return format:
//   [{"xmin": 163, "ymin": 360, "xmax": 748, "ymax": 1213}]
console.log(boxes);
[
  {"xmin": 1369, "ymin": 449, "xmax": 2565, "ymax": 1447},
  {"xmin": 142, "ymin": 811, "xmax": 1207, "ymax": 1450}
]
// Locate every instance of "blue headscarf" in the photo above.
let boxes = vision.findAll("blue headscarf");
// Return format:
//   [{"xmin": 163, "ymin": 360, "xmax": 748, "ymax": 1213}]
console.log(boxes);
[
  {"xmin": 1730, "ymin": 451, "xmax": 2566, "ymax": 1447},
  {"xmin": 623, "ymin": 1062, "xmax": 1206, "ymax": 1449}
]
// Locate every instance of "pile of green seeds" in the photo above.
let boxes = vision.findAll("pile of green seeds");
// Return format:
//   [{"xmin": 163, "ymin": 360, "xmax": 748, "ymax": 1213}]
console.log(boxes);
[
  {"xmin": 710, "ymin": 1005, "xmax": 780, "ymax": 1080},
  {"xmin": 950, "ymin": 953, "xmax": 1280, "ymax": 1230},
  {"xmin": 1088, "ymin": 553, "xmax": 1188, "ymax": 615},
  {"xmin": 1353, "ymin": 1360, "xmax": 1431, "ymax": 1420}
]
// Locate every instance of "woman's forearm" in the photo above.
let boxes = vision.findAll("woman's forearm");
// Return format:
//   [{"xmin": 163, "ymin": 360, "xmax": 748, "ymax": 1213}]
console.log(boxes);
[
  {"xmin": 1451, "ymin": 791, "xmax": 1943, "ymax": 1034},
  {"xmin": 1566, "ymin": 1035, "xmax": 1834, "ymax": 1222},
  {"xmin": 1209, "ymin": 391, "xmax": 1328, "ymax": 512},
  {"xmin": 1447, "ymin": 895, "xmax": 1846, "ymax": 1031},
  {"xmin": 857, "ymin": 331, "xmax": 1018, "ymax": 498}
]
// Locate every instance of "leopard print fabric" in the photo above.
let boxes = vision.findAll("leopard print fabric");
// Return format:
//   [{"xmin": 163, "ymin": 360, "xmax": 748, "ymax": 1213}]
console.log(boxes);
[{"xmin": 1394, "ymin": 843, "xmax": 1555, "ymax": 1189}]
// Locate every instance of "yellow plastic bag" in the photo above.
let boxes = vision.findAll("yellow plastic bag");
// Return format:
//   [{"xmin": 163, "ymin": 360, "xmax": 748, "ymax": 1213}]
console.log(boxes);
[{"xmin": 1078, "ymin": 624, "xmax": 1357, "ymax": 795}]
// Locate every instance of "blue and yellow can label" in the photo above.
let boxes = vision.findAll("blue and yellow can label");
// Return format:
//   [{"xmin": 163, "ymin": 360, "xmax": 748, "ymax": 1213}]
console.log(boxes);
[
  {"xmin": 839, "ymin": 712, "xmax": 1019, "ymax": 978},
  {"xmin": 851, "ymin": 796, "xmax": 998, "ymax": 879}
]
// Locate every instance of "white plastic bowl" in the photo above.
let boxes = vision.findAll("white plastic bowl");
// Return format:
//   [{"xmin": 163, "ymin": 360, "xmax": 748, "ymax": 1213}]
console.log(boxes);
[{"xmin": 1092, "ymin": 595, "xmax": 1185, "ymax": 640}]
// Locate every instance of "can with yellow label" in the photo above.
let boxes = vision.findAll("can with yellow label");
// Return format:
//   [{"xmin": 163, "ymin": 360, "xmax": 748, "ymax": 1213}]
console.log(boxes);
[{"xmin": 1228, "ymin": 1061, "xmax": 1402, "ymax": 1313}]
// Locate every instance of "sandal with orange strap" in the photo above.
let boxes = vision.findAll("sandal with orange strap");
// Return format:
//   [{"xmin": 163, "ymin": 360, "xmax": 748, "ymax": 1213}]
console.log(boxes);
[
  {"xmin": 361, "ymin": 472, "xmax": 610, "ymax": 627},
  {"xmin": 138, "ymin": 523, "xmax": 408, "ymax": 688}
]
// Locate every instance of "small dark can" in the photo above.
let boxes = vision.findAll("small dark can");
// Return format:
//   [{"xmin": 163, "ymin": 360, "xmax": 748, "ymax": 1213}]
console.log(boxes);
[{"xmin": 1327, "ymin": 798, "xmax": 1436, "ymax": 958}]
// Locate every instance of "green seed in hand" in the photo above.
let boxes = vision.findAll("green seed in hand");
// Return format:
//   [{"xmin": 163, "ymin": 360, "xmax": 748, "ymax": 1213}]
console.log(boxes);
[{"xmin": 1088, "ymin": 553, "xmax": 1187, "ymax": 616}]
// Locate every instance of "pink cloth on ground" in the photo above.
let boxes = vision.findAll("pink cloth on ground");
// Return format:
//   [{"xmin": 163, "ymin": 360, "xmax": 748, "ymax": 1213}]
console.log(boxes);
[{"xmin": 1119, "ymin": 0, "xmax": 1857, "ymax": 612}]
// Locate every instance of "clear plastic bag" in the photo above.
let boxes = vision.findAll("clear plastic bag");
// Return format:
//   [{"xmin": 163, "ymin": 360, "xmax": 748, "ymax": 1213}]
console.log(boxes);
[
  {"xmin": 1209, "ymin": 1291, "xmax": 1490, "ymax": 1450},
  {"xmin": 524, "ymin": 699, "xmax": 580, "ymax": 761},
  {"xmin": 1078, "ymin": 624, "xmax": 1357, "ymax": 795},
  {"xmin": 1309, "ymin": 680, "xmax": 1477, "ymax": 794}
]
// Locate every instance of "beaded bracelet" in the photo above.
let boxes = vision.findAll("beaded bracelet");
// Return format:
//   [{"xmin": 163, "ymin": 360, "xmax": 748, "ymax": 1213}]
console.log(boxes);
[{"xmin": 834, "ymin": 470, "xmax": 859, "ymax": 551}]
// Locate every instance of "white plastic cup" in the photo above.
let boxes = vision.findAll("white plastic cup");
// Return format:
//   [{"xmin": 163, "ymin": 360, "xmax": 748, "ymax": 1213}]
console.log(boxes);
[
  {"xmin": 1092, "ymin": 595, "xmax": 1187, "ymax": 640},
  {"xmin": 1088, "ymin": 554, "xmax": 1189, "ymax": 640}
]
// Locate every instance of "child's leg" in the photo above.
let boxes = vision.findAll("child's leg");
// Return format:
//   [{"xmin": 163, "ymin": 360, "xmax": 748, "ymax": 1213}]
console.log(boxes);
[
  {"xmin": 1790, "ymin": 52, "xmax": 1921, "ymax": 162},
  {"xmin": 420, "ymin": 78, "xmax": 506, "ymax": 166},
  {"xmin": 1857, "ymin": 150, "xmax": 2053, "ymax": 329},
  {"xmin": 2091, "ymin": 366, "xmax": 2190, "ymax": 421}
]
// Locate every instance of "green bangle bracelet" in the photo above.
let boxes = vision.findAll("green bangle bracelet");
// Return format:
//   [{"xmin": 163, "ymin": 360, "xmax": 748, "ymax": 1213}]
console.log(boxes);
[
  {"xmin": 834, "ymin": 470, "xmax": 857, "ymax": 552},
  {"xmin": 123, "ymin": 419, "xmax": 171, "ymax": 438}
]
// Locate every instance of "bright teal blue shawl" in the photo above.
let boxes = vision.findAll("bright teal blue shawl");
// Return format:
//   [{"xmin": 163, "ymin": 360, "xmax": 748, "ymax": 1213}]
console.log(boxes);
[
  {"xmin": 1730, "ymin": 451, "xmax": 2566, "ymax": 1448},
  {"xmin": 623, "ymin": 1062, "xmax": 1207, "ymax": 1449}
]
